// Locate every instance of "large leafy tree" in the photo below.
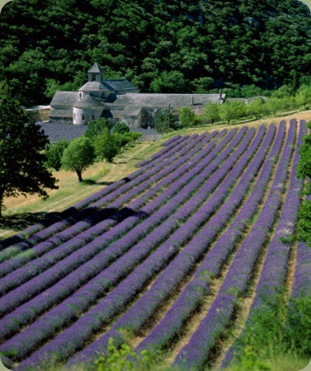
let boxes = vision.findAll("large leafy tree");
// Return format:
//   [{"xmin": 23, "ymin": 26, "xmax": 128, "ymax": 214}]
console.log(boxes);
[{"xmin": 0, "ymin": 82, "xmax": 58, "ymax": 216}]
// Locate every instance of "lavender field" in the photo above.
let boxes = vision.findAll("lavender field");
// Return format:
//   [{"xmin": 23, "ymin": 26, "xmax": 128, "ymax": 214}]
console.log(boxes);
[{"xmin": 0, "ymin": 120, "xmax": 310, "ymax": 370}]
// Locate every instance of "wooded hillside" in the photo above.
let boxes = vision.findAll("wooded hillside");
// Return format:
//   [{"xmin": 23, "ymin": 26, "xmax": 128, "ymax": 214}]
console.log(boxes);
[{"xmin": 0, "ymin": 0, "xmax": 311, "ymax": 106}]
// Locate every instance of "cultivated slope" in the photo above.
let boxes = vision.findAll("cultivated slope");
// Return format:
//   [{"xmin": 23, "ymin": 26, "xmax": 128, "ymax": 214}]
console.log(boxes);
[{"xmin": 0, "ymin": 120, "xmax": 310, "ymax": 370}]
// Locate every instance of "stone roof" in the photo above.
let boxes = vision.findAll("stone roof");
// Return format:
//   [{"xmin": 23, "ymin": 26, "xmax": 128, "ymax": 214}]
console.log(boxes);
[
  {"xmin": 49, "ymin": 109, "xmax": 73, "ymax": 118},
  {"xmin": 105, "ymin": 79, "xmax": 139, "ymax": 94},
  {"xmin": 112, "ymin": 93, "xmax": 222, "ymax": 108},
  {"xmin": 122, "ymin": 106, "xmax": 143, "ymax": 116},
  {"xmin": 88, "ymin": 63, "xmax": 103, "ymax": 74},
  {"xmin": 50, "ymin": 91, "xmax": 79, "ymax": 108},
  {"xmin": 79, "ymin": 81, "xmax": 114, "ymax": 92},
  {"xmin": 73, "ymin": 94, "xmax": 105, "ymax": 108}
]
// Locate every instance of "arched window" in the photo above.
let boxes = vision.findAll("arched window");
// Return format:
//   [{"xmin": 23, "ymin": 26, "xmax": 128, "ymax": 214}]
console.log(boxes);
[{"xmin": 82, "ymin": 114, "xmax": 85, "ymax": 121}]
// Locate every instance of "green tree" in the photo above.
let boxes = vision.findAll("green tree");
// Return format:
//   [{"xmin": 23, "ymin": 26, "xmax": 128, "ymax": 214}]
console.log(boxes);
[
  {"xmin": 0, "ymin": 82, "xmax": 58, "ymax": 216},
  {"xmin": 219, "ymin": 100, "xmax": 246, "ymax": 124},
  {"xmin": 239, "ymin": 84, "xmax": 266, "ymax": 98},
  {"xmin": 45, "ymin": 139, "xmax": 69, "ymax": 171},
  {"xmin": 265, "ymin": 96, "xmax": 297, "ymax": 116},
  {"xmin": 126, "ymin": 132, "xmax": 142, "ymax": 143},
  {"xmin": 113, "ymin": 132, "xmax": 132, "ymax": 148},
  {"xmin": 61, "ymin": 136, "xmax": 95, "ymax": 182},
  {"xmin": 112, "ymin": 122, "xmax": 130, "ymax": 134},
  {"xmin": 203, "ymin": 102, "xmax": 221, "ymax": 124},
  {"xmin": 295, "ymin": 85, "xmax": 311, "ymax": 109},
  {"xmin": 150, "ymin": 70, "xmax": 188, "ymax": 93},
  {"xmin": 154, "ymin": 109, "xmax": 177, "ymax": 133},
  {"xmin": 94, "ymin": 128, "xmax": 120, "ymax": 163},
  {"xmin": 179, "ymin": 107, "xmax": 196, "ymax": 127},
  {"xmin": 84, "ymin": 118, "xmax": 113, "ymax": 139},
  {"xmin": 246, "ymin": 98, "xmax": 266, "ymax": 120}
]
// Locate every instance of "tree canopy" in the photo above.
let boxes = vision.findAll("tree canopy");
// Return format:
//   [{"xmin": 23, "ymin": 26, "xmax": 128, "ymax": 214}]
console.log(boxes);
[
  {"xmin": 0, "ymin": 82, "xmax": 58, "ymax": 216},
  {"xmin": 45, "ymin": 139, "xmax": 69, "ymax": 171},
  {"xmin": 61, "ymin": 136, "xmax": 96, "ymax": 181},
  {"xmin": 0, "ymin": 0, "xmax": 310, "ymax": 106},
  {"xmin": 84, "ymin": 118, "xmax": 113, "ymax": 139},
  {"xmin": 94, "ymin": 127, "xmax": 120, "ymax": 163}
]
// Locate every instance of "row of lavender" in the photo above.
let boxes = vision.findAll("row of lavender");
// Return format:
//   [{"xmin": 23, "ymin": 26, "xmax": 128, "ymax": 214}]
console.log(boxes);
[
  {"xmin": 0, "ymin": 133, "xmax": 199, "ymax": 257},
  {"xmin": 135, "ymin": 121, "xmax": 281, "ymax": 356},
  {"xmin": 2, "ymin": 123, "xmax": 268, "ymax": 367},
  {"xmin": 1, "ymin": 121, "xmax": 305, "ymax": 370},
  {"xmin": 64, "ymin": 120, "xmax": 289, "ymax": 368},
  {"xmin": 1, "ymin": 128, "xmax": 264, "ymax": 367},
  {"xmin": 65, "ymin": 123, "xmax": 274, "ymax": 368},
  {"xmin": 291, "ymin": 122, "xmax": 311, "ymax": 299},
  {"xmin": 63, "ymin": 120, "xmax": 296, "ymax": 369},
  {"xmin": 0, "ymin": 125, "xmax": 254, "ymax": 367},
  {"xmin": 0, "ymin": 129, "xmax": 235, "ymax": 311},
  {"xmin": 173, "ymin": 119, "xmax": 299, "ymax": 369},
  {"xmin": 221, "ymin": 119, "xmax": 307, "ymax": 368},
  {"xmin": 0, "ymin": 132, "xmax": 213, "ymax": 277}
]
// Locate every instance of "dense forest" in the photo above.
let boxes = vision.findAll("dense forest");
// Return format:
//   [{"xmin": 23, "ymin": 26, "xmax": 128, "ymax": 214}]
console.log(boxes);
[{"xmin": 0, "ymin": 0, "xmax": 311, "ymax": 106}]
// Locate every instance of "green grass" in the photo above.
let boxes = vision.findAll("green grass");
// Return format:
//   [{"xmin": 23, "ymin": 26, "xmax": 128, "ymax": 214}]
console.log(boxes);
[{"xmin": 224, "ymin": 294, "xmax": 311, "ymax": 371}]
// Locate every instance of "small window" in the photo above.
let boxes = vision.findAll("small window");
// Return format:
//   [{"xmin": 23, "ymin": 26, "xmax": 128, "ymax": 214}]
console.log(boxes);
[
  {"xmin": 91, "ymin": 74, "xmax": 96, "ymax": 81},
  {"xmin": 82, "ymin": 114, "xmax": 85, "ymax": 120},
  {"xmin": 92, "ymin": 115, "xmax": 95, "ymax": 120}
]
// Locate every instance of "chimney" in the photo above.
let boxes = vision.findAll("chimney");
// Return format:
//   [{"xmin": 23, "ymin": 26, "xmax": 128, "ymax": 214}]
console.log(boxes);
[{"xmin": 219, "ymin": 89, "xmax": 223, "ymax": 103}]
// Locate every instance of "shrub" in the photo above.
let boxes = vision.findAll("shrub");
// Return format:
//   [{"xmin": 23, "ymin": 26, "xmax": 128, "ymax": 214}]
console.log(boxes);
[
  {"xmin": 229, "ymin": 294, "xmax": 311, "ymax": 370},
  {"xmin": 94, "ymin": 338, "xmax": 163, "ymax": 371},
  {"xmin": 284, "ymin": 295, "xmax": 311, "ymax": 356},
  {"xmin": 179, "ymin": 107, "xmax": 196, "ymax": 127},
  {"xmin": 155, "ymin": 109, "xmax": 178, "ymax": 133},
  {"xmin": 113, "ymin": 122, "xmax": 130, "ymax": 134},
  {"xmin": 203, "ymin": 101, "xmax": 221, "ymax": 123},
  {"xmin": 295, "ymin": 85, "xmax": 311, "ymax": 109}
]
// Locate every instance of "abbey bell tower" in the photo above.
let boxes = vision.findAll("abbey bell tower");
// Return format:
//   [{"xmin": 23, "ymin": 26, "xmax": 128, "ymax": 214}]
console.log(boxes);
[{"xmin": 87, "ymin": 63, "xmax": 104, "ymax": 83}]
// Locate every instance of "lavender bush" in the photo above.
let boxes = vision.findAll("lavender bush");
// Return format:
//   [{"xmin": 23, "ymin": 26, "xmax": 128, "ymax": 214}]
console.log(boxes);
[{"xmin": 174, "ymin": 121, "xmax": 297, "ymax": 369}]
